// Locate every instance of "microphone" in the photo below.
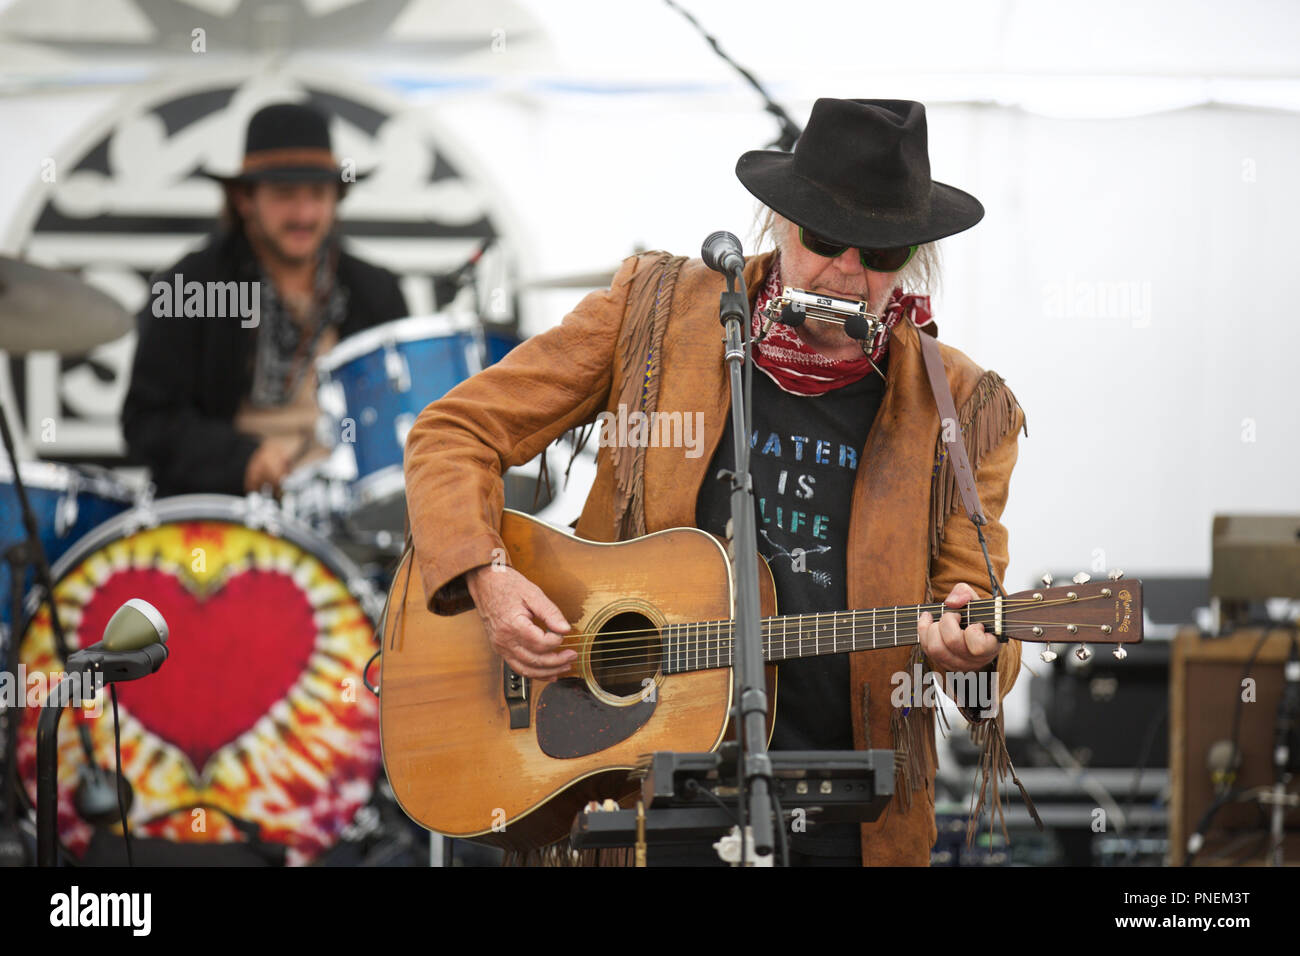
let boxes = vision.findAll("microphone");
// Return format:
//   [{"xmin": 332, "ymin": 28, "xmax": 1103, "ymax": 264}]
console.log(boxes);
[
  {"xmin": 102, "ymin": 598, "xmax": 169, "ymax": 652},
  {"xmin": 702, "ymin": 231, "xmax": 745, "ymax": 276},
  {"xmin": 434, "ymin": 238, "xmax": 493, "ymax": 305},
  {"xmin": 843, "ymin": 314, "xmax": 874, "ymax": 340},
  {"xmin": 1205, "ymin": 739, "xmax": 1240, "ymax": 790},
  {"xmin": 66, "ymin": 599, "xmax": 169, "ymax": 682},
  {"xmin": 776, "ymin": 304, "xmax": 804, "ymax": 328}
]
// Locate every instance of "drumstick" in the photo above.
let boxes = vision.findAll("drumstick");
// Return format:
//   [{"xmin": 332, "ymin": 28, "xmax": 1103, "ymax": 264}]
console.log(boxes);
[{"xmin": 287, "ymin": 430, "xmax": 316, "ymax": 468}]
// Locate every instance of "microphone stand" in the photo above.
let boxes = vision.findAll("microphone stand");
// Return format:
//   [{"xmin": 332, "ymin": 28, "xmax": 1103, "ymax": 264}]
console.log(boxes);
[
  {"xmin": 1268, "ymin": 634, "xmax": 1300, "ymax": 866},
  {"xmin": 716, "ymin": 262, "xmax": 775, "ymax": 864},
  {"xmin": 569, "ymin": 242, "xmax": 900, "ymax": 864},
  {"xmin": 0, "ymin": 404, "xmax": 101, "ymax": 764},
  {"xmin": 36, "ymin": 641, "xmax": 167, "ymax": 866}
]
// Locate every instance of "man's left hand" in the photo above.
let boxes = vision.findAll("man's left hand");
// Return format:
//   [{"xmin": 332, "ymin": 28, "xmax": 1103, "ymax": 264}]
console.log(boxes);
[{"xmin": 918, "ymin": 582, "xmax": 1000, "ymax": 673}]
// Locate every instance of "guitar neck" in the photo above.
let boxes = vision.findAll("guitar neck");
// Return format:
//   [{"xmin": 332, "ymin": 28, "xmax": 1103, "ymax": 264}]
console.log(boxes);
[{"xmin": 661, "ymin": 599, "xmax": 1000, "ymax": 674}]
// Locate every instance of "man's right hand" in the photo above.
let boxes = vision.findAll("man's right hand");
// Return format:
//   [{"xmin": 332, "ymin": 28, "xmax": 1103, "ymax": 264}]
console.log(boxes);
[
  {"xmin": 465, "ymin": 564, "xmax": 576, "ymax": 680},
  {"xmin": 243, "ymin": 441, "xmax": 294, "ymax": 494}
]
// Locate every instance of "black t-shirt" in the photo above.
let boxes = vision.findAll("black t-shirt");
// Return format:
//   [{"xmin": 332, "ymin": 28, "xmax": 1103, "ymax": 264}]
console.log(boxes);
[{"xmin": 695, "ymin": 358, "xmax": 887, "ymax": 856}]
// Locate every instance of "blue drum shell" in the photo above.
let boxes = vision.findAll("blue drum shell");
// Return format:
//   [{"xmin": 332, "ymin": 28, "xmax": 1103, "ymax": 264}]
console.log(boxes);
[
  {"xmin": 320, "ymin": 315, "xmax": 484, "ymax": 483},
  {"xmin": 0, "ymin": 463, "xmax": 134, "ymax": 626}
]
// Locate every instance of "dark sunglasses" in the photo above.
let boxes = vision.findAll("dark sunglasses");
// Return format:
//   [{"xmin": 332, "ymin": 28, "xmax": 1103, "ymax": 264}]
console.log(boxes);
[{"xmin": 798, "ymin": 226, "xmax": 917, "ymax": 273}]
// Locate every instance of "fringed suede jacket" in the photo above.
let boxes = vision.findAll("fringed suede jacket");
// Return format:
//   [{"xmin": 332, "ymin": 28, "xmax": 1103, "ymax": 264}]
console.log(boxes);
[{"xmin": 403, "ymin": 249, "xmax": 1029, "ymax": 866}]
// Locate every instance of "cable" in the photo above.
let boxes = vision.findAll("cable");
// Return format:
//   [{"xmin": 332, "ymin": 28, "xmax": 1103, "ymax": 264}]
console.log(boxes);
[
  {"xmin": 362, "ymin": 648, "xmax": 381, "ymax": 697},
  {"xmin": 1029, "ymin": 701, "xmax": 1127, "ymax": 831},
  {"xmin": 769, "ymin": 788, "xmax": 790, "ymax": 868},
  {"xmin": 1227, "ymin": 629, "xmax": 1274, "ymax": 793},
  {"xmin": 973, "ymin": 517, "xmax": 1007, "ymax": 601},
  {"xmin": 683, "ymin": 776, "xmax": 743, "ymax": 851},
  {"xmin": 662, "ymin": 0, "xmax": 802, "ymax": 151},
  {"xmin": 110, "ymin": 685, "xmax": 132, "ymax": 867},
  {"xmin": 1121, "ymin": 708, "xmax": 1167, "ymax": 865},
  {"xmin": 1184, "ymin": 787, "xmax": 1257, "ymax": 867}
]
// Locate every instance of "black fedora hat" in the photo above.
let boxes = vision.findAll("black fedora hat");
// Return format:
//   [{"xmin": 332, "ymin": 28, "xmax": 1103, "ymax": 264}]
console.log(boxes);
[
  {"xmin": 203, "ymin": 102, "xmax": 361, "ymax": 188},
  {"xmin": 736, "ymin": 98, "xmax": 983, "ymax": 248}
]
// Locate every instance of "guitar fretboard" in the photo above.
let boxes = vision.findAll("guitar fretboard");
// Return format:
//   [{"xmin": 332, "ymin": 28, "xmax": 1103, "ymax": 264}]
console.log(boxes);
[{"xmin": 659, "ymin": 600, "xmax": 997, "ymax": 674}]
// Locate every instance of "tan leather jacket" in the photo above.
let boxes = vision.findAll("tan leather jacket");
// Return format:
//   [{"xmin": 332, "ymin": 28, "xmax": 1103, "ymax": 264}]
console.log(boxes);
[{"xmin": 404, "ymin": 249, "xmax": 1026, "ymax": 865}]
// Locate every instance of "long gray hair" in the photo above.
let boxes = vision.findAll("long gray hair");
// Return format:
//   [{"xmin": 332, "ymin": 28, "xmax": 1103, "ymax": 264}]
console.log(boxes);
[{"xmin": 751, "ymin": 204, "xmax": 941, "ymax": 297}]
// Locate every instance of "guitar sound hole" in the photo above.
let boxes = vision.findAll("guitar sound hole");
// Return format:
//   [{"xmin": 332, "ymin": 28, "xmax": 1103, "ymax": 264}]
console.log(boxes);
[{"xmin": 590, "ymin": 611, "xmax": 663, "ymax": 699}]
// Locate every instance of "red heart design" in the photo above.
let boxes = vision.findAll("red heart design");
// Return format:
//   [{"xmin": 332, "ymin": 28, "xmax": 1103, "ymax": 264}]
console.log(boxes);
[{"xmin": 76, "ymin": 567, "xmax": 317, "ymax": 770}]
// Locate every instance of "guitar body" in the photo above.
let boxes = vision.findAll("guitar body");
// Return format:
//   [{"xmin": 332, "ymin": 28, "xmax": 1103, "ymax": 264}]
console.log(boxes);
[{"xmin": 380, "ymin": 510, "xmax": 778, "ymax": 852}]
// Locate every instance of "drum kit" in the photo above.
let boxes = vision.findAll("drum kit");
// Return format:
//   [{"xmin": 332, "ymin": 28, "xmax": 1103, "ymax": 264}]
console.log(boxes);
[
  {"xmin": 0, "ymin": 255, "xmax": 532, "ymax": 866},
  {"xmin": 290, "ymin": 308, "xmax": 519, "ymax": 563}
]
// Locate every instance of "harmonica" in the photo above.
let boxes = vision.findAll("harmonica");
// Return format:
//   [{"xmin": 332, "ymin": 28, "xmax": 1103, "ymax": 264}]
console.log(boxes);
[{"xmin": 761, "ymin": 286, "xmax": 883, "ymax": 341}]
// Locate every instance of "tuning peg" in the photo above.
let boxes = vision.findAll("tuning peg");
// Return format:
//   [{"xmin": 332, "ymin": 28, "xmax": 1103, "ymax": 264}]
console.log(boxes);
[
  {"xmin": 1040, "ymin": 572, "xmax": 1054, "ymax": 587},
  {"xmin": 1040, "ymin": 646, "xmax": 1058, "ymax": 663},
  {"xmin": 1072, "ymin": 572, "xmax": 1091, "ymax": 585},
  {"xmin": 1112, "ymin": 645, "xmax": 1128, "ymax": 661},
  {"xmin": 1074, "ymin": 644, "xmax": 1092, "ymax": 662},
  {"xmin": 1107, "ymin": 568, "xmax": 1124, "ymax": 581}
]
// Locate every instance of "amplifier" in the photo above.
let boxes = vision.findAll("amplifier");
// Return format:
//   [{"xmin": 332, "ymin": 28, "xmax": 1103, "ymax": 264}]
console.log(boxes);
[
  {"xmin": 1030, "ymin": 639, "xmax": 1170, "ymax": 769},
  {"xmin": 1170, "ymin": 626, "xmax": 1300, "ymax": 866}
]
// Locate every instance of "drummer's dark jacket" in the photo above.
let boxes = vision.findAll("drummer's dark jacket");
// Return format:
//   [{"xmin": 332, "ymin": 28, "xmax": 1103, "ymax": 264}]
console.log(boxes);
[{"xmin": 122, "ymin": 229, "xmax": 408, "ymax": 497}]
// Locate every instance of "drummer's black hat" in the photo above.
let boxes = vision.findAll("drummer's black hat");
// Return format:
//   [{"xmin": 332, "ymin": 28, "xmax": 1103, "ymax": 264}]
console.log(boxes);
[{"xmin": 203, "ymin": 103, "xmax": 362, "ymax": 192}]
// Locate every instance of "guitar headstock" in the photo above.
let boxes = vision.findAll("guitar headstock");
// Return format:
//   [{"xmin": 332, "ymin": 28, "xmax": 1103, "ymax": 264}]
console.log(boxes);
[{"xmin": 1001, "ymin": 570, "xmax": 1143, "ymax": 662}]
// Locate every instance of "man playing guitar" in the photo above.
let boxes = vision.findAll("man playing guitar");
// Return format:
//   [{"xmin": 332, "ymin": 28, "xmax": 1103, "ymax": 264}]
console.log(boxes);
[{"xmin": 403, "ymin": 98, "xmax": 1028, "ymax": 866}]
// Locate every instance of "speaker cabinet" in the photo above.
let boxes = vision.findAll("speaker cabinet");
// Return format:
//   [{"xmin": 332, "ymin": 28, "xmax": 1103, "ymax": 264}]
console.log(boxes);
[{"xmin": 1170, "ymin": 627, "xmax": 1300, "ymax": 866}]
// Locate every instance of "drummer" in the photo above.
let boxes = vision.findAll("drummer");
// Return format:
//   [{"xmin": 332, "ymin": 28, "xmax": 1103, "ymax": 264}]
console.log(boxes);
[{"xmin": 122, "ymin": 102, "xmax": 409, "ymax": 498}]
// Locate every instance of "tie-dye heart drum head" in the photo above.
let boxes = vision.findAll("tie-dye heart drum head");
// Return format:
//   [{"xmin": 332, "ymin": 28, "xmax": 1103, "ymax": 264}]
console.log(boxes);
[{"xmin": 16, "ymin": 494, "xmax": 382, "ymax": 865}]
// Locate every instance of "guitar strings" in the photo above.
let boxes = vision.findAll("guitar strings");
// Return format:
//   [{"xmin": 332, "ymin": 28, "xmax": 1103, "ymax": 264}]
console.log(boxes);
[
  {"xmin": 574, "ymin": 620, "xmax": 1130, "ymax": 682},
  {"xmin": 558, "ymin": 595, "xmax": 1130, "ymax": 677},
  {"xmin": 530, "ymin": 592, "xmax": 1129, "ymax": 678},
  {"xmin": 554, "ymin": 595, "xmax": 1100, "ymax": 647},
  {"xmin": 576, "ymin": 623, "xmax": 1121, "ymax": 674},
  {"xmin": 564, "ymin": 610, "xmax": 1120, "ymax": 669},
  {"xmin": 553, "ymin": 593, "xmax": 1117, "ymax": 654}
]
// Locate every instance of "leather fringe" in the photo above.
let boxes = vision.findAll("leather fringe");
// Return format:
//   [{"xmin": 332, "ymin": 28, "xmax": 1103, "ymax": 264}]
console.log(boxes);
[
  {"xmin": 920, "ymin": 366, "xmax": 1038, "ymax": 840},
  {"xmin": 610, "ymin": 253, "xmax": 687, "ymax": 540},
  {"xmin": 890, "ymin": 644, "xmax": 938, "ymax": 810},
  {"xmin": 503, "ymin": 844, "xmax": 634, "ymax": 867},
  {"xmin": 928, "ymin": 370, "xmax": 1028, "ymax": 558},
  {"xmin": 535, "ymin": 420, "xmax": 598, "ymax": 513},
  {"xmin": 965, "ymin": 711, "xmax": 1043, "ymax": 846}
]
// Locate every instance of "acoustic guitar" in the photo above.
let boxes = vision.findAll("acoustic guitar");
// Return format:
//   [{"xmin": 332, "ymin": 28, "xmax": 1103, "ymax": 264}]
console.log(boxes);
[{"xmin": 379, "ymin": 509, "xmax": 1143, "ymax": 851}]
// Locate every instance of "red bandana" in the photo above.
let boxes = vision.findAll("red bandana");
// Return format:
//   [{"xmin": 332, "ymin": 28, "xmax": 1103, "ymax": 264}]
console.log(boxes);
[{"xmin": 751, "ymin": 259, "xmax": 934, "ymax": 396}]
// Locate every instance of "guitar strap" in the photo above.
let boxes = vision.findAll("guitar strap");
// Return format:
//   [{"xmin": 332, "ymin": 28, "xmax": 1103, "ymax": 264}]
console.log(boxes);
[
  {"xmin": 914, "ymin": 327, "xmax": 1042, "ymax": 841},
  {"xmin": 916, "ymin": 329, "xmax": 987, "ymax": 529}
]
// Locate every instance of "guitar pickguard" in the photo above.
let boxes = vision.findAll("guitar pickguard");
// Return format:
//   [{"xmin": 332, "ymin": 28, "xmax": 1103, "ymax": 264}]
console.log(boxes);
[{"xmin": 535, "ymin": 678, "xmax": 657, "ymax": 759}]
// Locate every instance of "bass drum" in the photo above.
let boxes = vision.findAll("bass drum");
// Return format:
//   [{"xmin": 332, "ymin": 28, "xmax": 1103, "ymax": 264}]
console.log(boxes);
[{"xmin": 15, "ymin": 495, "xmax": 382, "ymax": 865}]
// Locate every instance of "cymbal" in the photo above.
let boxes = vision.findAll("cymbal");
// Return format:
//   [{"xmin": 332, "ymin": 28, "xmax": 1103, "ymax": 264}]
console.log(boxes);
[
  {"xmin": 0, "ymin": 256, "xmax": 133, "ymax": 356},
  {"xmin": 520, "ymin": 268, "xmax": 619, "ymax": 290}
]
